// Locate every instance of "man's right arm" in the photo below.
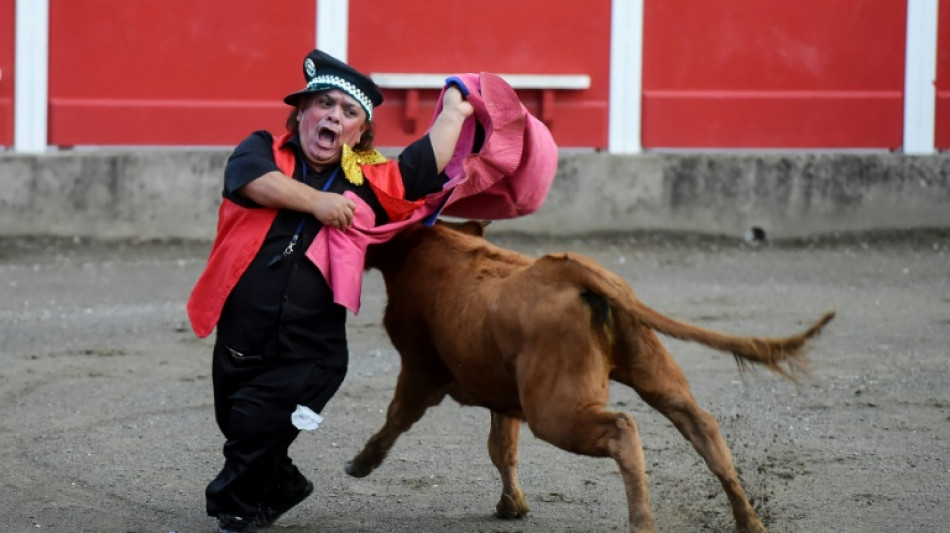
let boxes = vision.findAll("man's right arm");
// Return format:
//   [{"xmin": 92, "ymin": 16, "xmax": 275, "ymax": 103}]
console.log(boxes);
[
  {"xmin": 242, "ymin": 171, "xmax": 356, "ymax": 230},
  {"xmin": 224, "ymin": 131, "xmax": 356, "ymax": 230}
]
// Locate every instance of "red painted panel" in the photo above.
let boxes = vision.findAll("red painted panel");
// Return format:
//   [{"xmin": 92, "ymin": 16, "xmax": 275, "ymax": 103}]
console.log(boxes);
[
  {"xmin": 48, "ymin": 0, "xmax": 315, "ymax": 146},
  {"xmin": 0, "ymin": 0, "xmax": 14, "ymax": 146},
  {"xmin": 936, "ymin": 0, "xmax": 950, "ymax": 149},
  {"xmin": 642, "ymin": 0, "xmax": 906, "ymax": 148},
  {"xmin": 348, "ymin": 0, "xmax": 611, "ymax": 148}
]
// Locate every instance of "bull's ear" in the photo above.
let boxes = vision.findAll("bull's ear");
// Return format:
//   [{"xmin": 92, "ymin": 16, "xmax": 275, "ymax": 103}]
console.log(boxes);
[
  {"xmin": 459, "ymin": 219, "xmax": 489, "ymax": 236},
  {"xmin": 438, "ymin": 219, "xmax": 490, "ymax": 236}
]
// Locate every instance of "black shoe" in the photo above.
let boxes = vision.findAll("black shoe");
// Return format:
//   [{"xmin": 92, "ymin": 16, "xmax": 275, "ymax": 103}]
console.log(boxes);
[
  {"xmin": 217, "ymin": 514, "xmax": 258, "ymax": 533},
  {"xmin": 255, "ymin": 477, "xmax": 314, "ymax": 527}
]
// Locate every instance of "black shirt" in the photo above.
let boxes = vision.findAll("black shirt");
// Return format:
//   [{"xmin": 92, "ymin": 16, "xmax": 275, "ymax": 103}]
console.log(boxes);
[{"xmin": 216, "ymin": 131, "xmax": 443, "ymax": 367}]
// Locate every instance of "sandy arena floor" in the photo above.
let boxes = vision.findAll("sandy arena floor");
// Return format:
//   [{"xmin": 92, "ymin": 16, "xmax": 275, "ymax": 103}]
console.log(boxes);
[{"xmin": 1, "ymin": 229, "xmax": 948, "ymax": 532}]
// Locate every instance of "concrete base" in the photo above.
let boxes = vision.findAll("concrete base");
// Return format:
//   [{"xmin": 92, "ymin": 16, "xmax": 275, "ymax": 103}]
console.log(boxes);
[{"xmin": 1, "ymin": 150, "xmax": 947, "ymax": 240}]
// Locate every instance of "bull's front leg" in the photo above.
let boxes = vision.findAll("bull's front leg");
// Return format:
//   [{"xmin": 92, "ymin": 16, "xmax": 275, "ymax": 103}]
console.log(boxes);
[
  {"xmin": 488, "ymin": 412, "xmax": 530, "ymax": 518},
  {"xmin": 346, "ymin": 365, "xmax": 451, "ymax": 478}
]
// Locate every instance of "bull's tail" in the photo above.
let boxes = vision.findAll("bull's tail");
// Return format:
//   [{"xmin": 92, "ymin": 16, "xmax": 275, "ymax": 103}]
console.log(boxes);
[
  {"xmin": 624, "ymin": 298, "xmax": 834, "ymax": 380},
  {"xmin": 541, "ymin": 253, "xmax": 835, "ymax": 381}
]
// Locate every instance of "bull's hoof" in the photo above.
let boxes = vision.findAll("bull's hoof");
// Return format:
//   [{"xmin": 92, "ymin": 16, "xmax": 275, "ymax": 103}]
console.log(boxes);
[
  {"xmin": 495, "ymin": 509, "xmax": 529, "ymax": 520},
  {"xmin": 345, "ymin": 459, "xmax": 371, "ymax": 478},
  {"xmin": 495, "ymin": 494, "xmax": 530, "ymax": 519}
]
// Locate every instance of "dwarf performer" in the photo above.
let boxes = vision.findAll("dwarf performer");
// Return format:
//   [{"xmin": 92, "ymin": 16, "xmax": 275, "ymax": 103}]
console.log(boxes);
[{"xmin": 187, "ymin": 49, "xmax": 473, "ymax": 533}]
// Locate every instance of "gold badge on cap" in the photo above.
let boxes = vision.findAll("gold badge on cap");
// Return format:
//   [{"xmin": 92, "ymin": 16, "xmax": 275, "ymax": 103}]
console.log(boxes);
[{"xmin": 304, "ymin": 58, "xmax": 317, "ymax": 79}]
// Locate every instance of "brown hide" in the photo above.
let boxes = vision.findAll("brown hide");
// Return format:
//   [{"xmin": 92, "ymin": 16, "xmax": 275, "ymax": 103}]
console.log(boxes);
[{"xmin": 352, "ymin": 220, "xmax": 834, "ymax": 533}]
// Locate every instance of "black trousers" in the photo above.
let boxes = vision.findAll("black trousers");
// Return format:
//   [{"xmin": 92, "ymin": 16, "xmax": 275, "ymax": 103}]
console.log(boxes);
[{"xmin": 206, "ymin": 341, "xmax": 346, "ymax": 518}]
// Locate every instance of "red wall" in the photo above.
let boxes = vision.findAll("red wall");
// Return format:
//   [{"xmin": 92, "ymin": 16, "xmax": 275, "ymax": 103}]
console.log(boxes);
[
  {"xmin": 348, "ymin": 0, "xmax": 611, "ymax": 148},
  {"xmin": 936, "ymin": 0, "xmax": 950, "ymax": 149},
  {"xmin": 0, "ymin": 0, "xmax": 13, "ymax": 146},
  {"xmin": 641, "ymin": 0, "xmax": 907, "ymax": 149},
  {"xmin": 3, "ymin": 1, "xmax": 941, "ymax": 150},
  {"xmin": 48, "ymin": 0, "xmax": 315, "ymax": 146}
]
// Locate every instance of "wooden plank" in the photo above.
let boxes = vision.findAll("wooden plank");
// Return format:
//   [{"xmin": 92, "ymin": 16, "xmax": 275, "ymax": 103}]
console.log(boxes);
[{"xmin": 371, "ymin": 73, "xmax": 590, "ymax": 90}]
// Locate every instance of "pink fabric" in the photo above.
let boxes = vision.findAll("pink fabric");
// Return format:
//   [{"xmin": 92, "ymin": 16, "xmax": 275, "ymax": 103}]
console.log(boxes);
[
  {"xmin": 437, "ymin": 72, "xmax": 559, "ymax": 219},
  {"xmin": 305, "ymin": 72, "xmax": 558, "ymax": 314},
  {"xmin": 305, "ymin": 191, "xmax": 448, "ymax": 313}
]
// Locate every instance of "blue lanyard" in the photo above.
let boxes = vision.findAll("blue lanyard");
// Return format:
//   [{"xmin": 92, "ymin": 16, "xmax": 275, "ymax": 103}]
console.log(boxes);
[
  {"xmin": 304, "ymin": 158, "xmax": 341, "ymax": 191},
  {"xmin": 268, "ymin": 162, "xmax": 340, "ymax": 267}
]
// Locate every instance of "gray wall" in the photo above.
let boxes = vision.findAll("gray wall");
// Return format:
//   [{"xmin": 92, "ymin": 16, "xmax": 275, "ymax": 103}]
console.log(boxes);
[{"xmin": 1, "ymin": 150, "xmax": 948, "ymax": 240}]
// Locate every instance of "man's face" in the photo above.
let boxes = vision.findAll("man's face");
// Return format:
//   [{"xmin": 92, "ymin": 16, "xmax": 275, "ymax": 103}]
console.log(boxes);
[{"xmin": 297, "ymin": 89, "xmax": 368, "ymax": 169}]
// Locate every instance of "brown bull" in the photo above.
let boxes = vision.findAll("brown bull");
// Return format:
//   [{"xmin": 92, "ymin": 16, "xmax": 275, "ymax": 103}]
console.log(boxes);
[{"xmin": 346, "ymin": 220, "xmax": 834, "ymax": 533}]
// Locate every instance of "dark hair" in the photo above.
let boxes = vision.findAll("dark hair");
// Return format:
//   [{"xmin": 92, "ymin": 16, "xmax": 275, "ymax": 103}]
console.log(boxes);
[{"xmin": 285, "ymin": 96, "xmax": 376, "ymax": 152}]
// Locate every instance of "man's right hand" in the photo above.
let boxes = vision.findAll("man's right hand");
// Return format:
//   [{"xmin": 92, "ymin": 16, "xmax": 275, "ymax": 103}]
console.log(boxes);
[{"xmin": 312, "ymin": 191, "xmax": 357, "ymax": 231}]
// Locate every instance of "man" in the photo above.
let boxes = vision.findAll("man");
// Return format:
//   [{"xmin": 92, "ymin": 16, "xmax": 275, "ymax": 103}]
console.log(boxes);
[{"xmin": 187, "ymin": 49, "xmax": 473, "ymax": 533}]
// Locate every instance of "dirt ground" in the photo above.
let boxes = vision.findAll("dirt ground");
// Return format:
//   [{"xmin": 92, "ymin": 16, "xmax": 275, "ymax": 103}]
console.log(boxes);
[{"xmin": 1, "ymin": 228, "xmax": 948, "ymax": 533}]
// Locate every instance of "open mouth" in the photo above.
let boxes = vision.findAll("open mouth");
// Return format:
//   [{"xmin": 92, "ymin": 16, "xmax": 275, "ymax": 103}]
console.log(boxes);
[{"xmin": 316, "ymin": 125, "xmax": 339, "ymax": 147}]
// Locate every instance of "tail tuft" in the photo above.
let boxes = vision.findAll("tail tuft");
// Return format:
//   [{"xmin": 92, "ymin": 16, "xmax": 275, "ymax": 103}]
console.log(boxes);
[{"xmin": 732, "ymin": 311, "xmax": 835, "ymax": 382}]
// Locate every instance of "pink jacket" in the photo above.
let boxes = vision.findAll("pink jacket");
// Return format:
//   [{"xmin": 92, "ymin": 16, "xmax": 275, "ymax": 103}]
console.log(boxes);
[{"xmin": 305, "ymin": 72, "xmax": 558, "ymax": 313}]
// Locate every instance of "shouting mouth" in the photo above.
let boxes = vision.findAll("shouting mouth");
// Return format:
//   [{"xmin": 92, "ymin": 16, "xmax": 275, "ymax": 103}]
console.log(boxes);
[{"xmin": 316, "ymin": 125, "xmax": 339, "ymax": 149}]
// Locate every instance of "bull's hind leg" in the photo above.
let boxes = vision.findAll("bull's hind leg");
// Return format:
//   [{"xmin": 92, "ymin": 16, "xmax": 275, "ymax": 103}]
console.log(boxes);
[
  {"xmin": 488, "ymin": 412, "xmax": 530, "ymax": 518},
  {"xmin": 526, "ymin": 406, "xmax": 655, "ymax": 532},
  {"xmin": 618, "ymin": 333, "xmax": 767, "ymax": 533},
  {"xmin": 346, "ymin": 362, "xmax": 452, "ymax": 478},
  {"xmin": 518, "ymin": 354, "xmax": 655, "ymax": 532}
]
